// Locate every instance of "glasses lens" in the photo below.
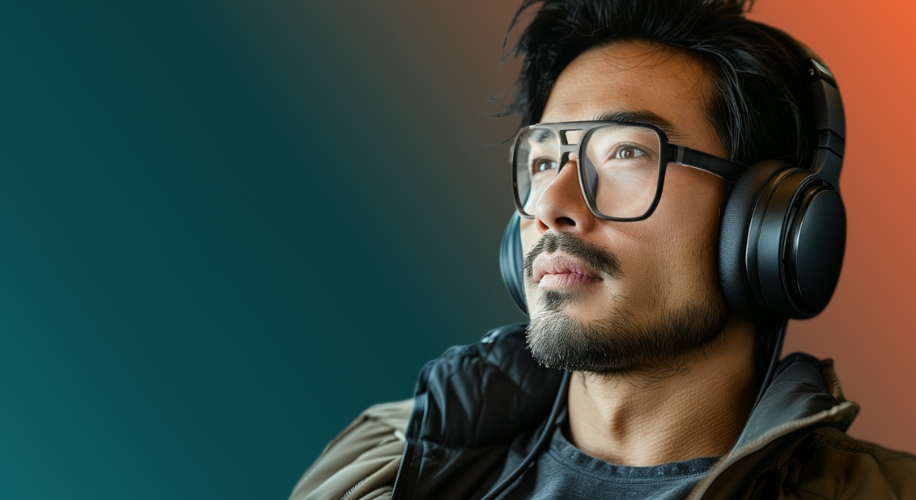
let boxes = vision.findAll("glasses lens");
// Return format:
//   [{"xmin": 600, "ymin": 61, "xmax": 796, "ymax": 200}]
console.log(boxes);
[
  {"xmin": 581, "ymin": 124, "xmax": 661, "ymax": 219},
  {"xmin": 514, "ymin": 128, "xmax": 560, "ymax": 216}
]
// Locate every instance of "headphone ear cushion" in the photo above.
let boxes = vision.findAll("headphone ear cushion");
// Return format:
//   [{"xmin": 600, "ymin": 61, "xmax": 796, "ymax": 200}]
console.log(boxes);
[
  {"xmin": 719, "ymin": 160, "xmax": 791, "ymax": 321},
  {"xmin": 500, "ymin": 212, "xmax": 528, "ymax": 315}
]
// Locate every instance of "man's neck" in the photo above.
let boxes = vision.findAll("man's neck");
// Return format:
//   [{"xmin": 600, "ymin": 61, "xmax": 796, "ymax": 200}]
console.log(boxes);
[{"xmin": 566, "ymin": 316, "xmax": 757, "ymax": 466}]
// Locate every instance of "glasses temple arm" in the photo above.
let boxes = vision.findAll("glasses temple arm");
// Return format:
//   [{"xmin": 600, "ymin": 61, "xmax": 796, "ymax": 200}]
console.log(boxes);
[{"xmin": 676, "ymin": 146, "xmax": 746, "ymax": 183}]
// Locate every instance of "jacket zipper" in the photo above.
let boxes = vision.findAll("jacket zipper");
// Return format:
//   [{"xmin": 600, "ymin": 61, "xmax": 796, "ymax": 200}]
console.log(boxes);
[{"xmin": 339, "ymin": 477, "xmax": 371, "ymax": 500}]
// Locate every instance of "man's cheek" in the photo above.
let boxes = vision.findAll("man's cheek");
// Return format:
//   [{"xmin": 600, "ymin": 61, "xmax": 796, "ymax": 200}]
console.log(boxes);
[{"xmin": 519, "ymin": 220, "xmax": 539, "ymax": 252}]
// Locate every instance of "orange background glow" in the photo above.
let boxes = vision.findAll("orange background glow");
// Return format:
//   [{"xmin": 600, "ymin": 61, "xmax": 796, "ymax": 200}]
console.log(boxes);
[{"xmin": 748, "ymin": 0, "xmax": 916, "ymax": 451}]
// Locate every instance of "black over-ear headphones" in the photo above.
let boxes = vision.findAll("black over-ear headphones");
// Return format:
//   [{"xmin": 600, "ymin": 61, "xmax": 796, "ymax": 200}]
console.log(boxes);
[{"xmin": 499, "ymin": 49, "xmax": 846, "ymax": 323}]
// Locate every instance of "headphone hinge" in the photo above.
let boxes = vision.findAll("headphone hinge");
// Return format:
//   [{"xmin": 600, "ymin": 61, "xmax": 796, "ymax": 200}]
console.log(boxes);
[
  {"xmin": 809, "ymin": 79, "xmax": 845, "ymax": 139},
  {"xmin": 816, "ymin": 130, "xmax": 845, "ymax": 157},
  {"xmin": 809, "ymin": 148, "xmax": 844, "ymax": 188}
]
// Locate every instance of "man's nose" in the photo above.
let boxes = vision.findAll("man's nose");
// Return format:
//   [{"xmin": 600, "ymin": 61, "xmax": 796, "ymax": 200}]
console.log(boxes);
[{"xmin": 535, "ymin": 154, "xmax": 596, "ymax": 235}]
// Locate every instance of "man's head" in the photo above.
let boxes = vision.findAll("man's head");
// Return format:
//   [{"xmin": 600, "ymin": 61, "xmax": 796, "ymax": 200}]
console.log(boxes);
[{"xmin": 505, "ymin": 0, "xmax": 816, "ymax": 374}]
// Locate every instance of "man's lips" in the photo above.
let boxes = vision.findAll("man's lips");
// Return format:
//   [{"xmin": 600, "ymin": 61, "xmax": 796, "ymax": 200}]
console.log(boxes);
[{"xmin": 531, "ymin": 252, "xmax": 603, "ymax": 288}]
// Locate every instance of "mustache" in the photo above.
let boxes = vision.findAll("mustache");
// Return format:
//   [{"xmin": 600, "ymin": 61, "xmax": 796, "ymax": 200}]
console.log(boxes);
[{"xmin": 523, "ymin": 232, "xmax": 623, "ymax": 280}]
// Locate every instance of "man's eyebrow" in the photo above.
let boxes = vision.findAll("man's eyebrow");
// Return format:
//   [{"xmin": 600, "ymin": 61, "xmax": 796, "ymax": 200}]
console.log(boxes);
[
  {"xmin": 591, "ymin": 110, "xmax": 685, "ymax": 141},
  {"xmin": 530, "ymin": 129, "xmax": 555, "ymax": 144}
]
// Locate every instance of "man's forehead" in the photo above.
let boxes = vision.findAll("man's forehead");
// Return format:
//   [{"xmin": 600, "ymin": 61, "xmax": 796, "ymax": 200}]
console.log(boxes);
[{"xmin": 540, "ymin": 42, "xmax": 716, "ymax": 148}]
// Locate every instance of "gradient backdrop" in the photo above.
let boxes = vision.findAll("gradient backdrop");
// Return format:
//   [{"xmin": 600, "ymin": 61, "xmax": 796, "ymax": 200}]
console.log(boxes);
[{"xmin": 0, "ymin": 1, "xmax": 912, "ymax": 498}]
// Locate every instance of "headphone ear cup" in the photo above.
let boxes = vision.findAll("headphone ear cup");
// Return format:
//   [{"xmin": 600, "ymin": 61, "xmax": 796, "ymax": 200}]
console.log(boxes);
[
  {"xmin": 500, "ymin": 212, "xmax": 528, "ymax": 315},
  {"xmin": 774, "ymin": 176, "xmax": 846, "ymax": 318},
  {"xmin": 719, "ymin": 160, "xmax": 792, "ymax": 322}
]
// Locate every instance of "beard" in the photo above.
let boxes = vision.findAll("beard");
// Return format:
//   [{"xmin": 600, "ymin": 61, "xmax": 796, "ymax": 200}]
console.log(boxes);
[{"xmin": 524, "ymin": 232, "xmax": 729, "ymax": 375}]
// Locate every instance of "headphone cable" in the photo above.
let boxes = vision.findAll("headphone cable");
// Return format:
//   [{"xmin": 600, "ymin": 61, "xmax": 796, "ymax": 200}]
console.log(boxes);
[
  {"xmin": 480, "ymin": 370, "xmax": 570, "ymax": 500},
  {"xmin": 751, "ymin": 320, "xmax": 788, "ymax": 411}
]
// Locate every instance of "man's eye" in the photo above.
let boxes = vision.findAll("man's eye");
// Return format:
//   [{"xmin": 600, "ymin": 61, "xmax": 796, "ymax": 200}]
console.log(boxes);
[
  {"xmin": 613, "ymin": 145, "xmax": 647, "ymax": 159},
  {"xmin": 531, "ymin": 158, "xmax": 558, "ymax": 175}
]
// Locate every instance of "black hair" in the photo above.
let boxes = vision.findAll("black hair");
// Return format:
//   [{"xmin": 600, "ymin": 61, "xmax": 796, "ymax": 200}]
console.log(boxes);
[{"xmin": 505, "ymin": 0, "xmax": 814, "ymax": 167}]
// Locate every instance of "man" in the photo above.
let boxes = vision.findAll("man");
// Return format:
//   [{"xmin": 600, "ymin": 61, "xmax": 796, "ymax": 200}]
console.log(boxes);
[{"xmin": 291, "ymin": 0, "xmax": 916, "ymax": 498}]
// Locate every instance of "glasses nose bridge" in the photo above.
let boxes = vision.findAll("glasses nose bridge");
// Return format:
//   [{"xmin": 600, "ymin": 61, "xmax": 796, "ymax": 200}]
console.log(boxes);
[
  {"xmin": 544, "ymin": 143, "xmax": 583, "ymax": 206},
  {"xmin": 556, "ymin": 142, "xmax": 579, "ymax": 174}
]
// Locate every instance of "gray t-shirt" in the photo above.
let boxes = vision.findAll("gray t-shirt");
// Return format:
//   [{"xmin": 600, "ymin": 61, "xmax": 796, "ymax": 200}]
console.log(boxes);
[{"xmin": 501, "ymin": 425, "xmax": 719, "ymax": 499}]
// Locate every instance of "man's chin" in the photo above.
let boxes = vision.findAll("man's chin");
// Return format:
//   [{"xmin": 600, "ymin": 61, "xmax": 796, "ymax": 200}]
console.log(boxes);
[
  {"xmin": 526, "ymin": 309, "xmax": 622, "ymax": 372},
  {"xmin": 524, "ymin": 300, "xmax": 728, "ymax": 375}
]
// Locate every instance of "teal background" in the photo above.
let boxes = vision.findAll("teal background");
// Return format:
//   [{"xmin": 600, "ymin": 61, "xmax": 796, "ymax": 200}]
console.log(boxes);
[
  {"xmin": 0, "ymin": 1, "xmax": 525, "ymax": 498},
  {"xmin": 1, "ymin": 1, "xmax": 913, "ymax": 499}
]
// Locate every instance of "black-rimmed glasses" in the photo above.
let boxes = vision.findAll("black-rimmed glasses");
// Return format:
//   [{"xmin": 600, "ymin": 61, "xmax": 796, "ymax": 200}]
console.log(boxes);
[{"xmin": 510, "ymin": 121, "xmax": 746, "ymax": 221}]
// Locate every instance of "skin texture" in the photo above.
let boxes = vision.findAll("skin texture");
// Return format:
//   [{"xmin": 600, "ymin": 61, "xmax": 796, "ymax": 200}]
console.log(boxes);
[{"xmin": 519, "ymin": 41, "xmax": 758, "ymax": 465}]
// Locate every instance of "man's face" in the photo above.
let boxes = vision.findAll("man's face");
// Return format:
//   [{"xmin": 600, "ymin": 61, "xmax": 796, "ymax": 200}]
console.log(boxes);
[{"xmin": 520, "ymin": 41, "xmax": 731, "ymax": 373}]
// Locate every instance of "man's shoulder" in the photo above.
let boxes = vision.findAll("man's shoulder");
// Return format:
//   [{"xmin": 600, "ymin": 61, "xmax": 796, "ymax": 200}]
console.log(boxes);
[
  {"xmin": 800, "ymin": 427, "xmax": 916, "ymax": 495},
  {"xmin": 693, "ymin": 354, "xmax": 916, "ymax": 499},
  {"xmin": 698, "ymin": 426, "xmax": 916, "ymax": 499},
  {"xmin": 289, "ymin": 399, "xmax": 412, "ymax": 500}
]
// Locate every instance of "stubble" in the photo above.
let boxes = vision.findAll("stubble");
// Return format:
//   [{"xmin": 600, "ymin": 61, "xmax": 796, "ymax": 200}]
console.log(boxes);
[{"xmin": 524, "ymin": 232, "xmax": 728, "ymax": 375}]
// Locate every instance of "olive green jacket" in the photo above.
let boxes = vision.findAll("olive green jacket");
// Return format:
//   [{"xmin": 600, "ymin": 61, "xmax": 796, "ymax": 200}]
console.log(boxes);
[{"xmin": 291, "ymin": 329, "xmax": 916, "ymax": 499}]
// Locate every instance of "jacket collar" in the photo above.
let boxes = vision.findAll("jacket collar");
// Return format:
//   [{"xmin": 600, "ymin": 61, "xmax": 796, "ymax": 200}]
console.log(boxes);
[
  {"xmin": 394, "ymin": 324, "xmax": 859, "ymax": 498},
  {"xmin": 735, "ymin": 352, "xmax": 856, "ymax": 450}
]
